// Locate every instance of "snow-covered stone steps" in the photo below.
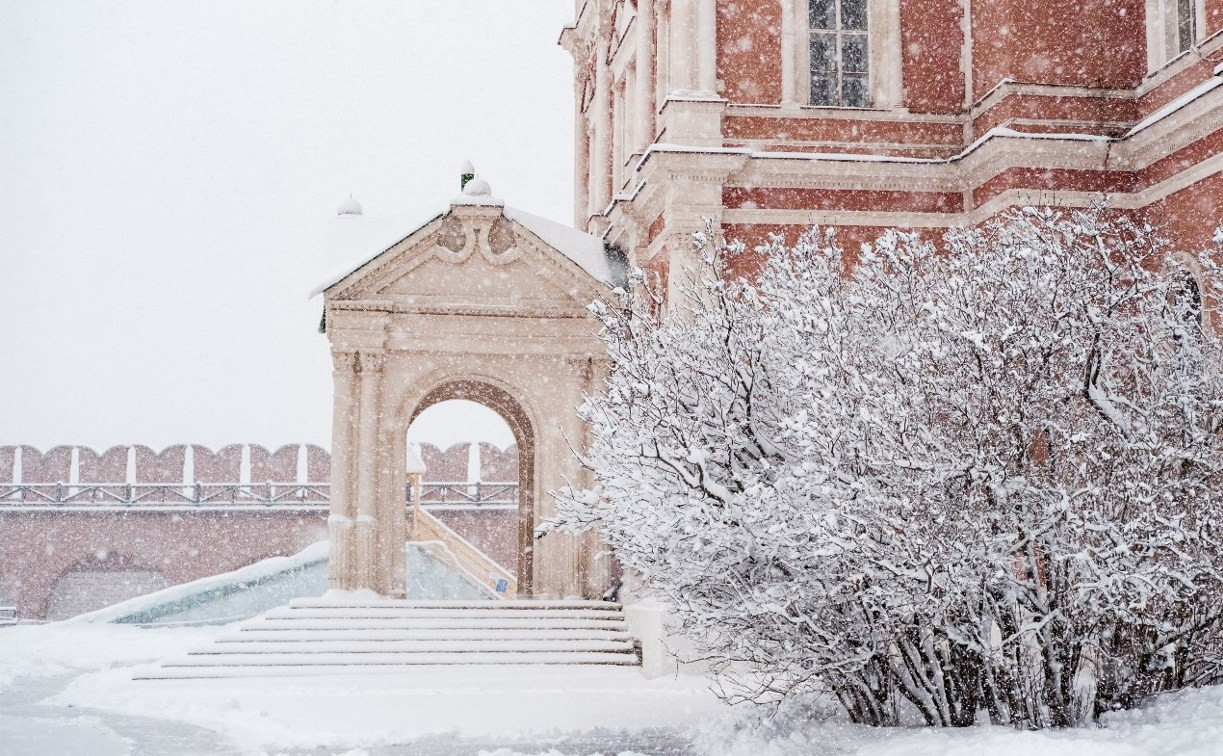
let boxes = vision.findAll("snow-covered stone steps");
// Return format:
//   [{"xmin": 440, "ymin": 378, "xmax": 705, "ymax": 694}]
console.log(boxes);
[
  {"xmin": 186, "ymin": 639, "xmax": 635, "ymax": 654},
  {"xmin": 140, "ymin": 645, "xmax": 645, "ymax": 675},
  {"xmin": 262, "ymin": 607, "xmax": 620, "ymax": 621},
  {"xmin": 247, "ymin": 617, "xmax": 628, "ymax": 631},
  {"xmin": 156, "ymin": 650, "xmax": 640, "ymax": 667},
  {"xmin": 136, "ymin": 599, "xmax": 640, "ymax": 679},
  {"xmin": 287, "ymin": 599, "xmax": 618, "ymax": 610},
  {"xmin": 213, "ymin": 627, "xmax": 632, "ymax": 642}
]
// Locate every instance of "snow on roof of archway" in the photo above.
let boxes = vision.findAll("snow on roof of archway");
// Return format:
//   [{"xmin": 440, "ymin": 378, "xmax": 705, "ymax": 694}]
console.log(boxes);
[
  {"xmin": 502, "ymin": 206, "xmax": 612, "ymax": 285},
  {"xmin": 312, "ymin": 200, "xmax": 613, "ymax": 297},
  {"xmin": 313, "ymin": 206, "xmax": 445, "ymax": 297}
]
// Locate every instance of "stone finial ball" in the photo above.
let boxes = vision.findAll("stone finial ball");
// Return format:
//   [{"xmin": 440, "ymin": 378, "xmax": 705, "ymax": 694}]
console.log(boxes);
[
  {"xmin": 463, "ymin": 178, "xmax": 493, "ymax": 197},
  {"xmin": 336, "ymin": 197, "xmax": 363, "ymax": 216}
]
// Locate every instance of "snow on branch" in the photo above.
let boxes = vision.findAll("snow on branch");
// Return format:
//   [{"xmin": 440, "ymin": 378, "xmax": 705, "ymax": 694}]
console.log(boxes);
[{"xmin": 554, "ymin": 207, "xmax": 1223, "ymax": 729}]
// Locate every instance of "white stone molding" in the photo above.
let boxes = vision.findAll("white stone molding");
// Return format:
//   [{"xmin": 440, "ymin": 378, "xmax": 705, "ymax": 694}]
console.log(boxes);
[
  {"xmin": 959, "ymin": 0, "xmax": 973, "ymax": 109},
  {"xmin": 1165, "ymin": 249, "xmax": 1215, "ymax": 334},
  {"xmin": 655, "ymin": 0, "xmax": 672, "ymax": 113}
]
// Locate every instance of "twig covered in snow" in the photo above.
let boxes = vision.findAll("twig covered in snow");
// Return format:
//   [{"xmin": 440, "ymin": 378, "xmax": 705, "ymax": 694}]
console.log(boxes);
[{"xmin": 554, "ymin": 208, "xmax": 1223, "ymax": 729}]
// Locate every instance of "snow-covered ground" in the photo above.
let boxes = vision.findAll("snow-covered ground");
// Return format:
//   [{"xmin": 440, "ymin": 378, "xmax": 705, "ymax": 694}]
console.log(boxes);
[
  {"xmin": 2, "ymin": 619, "xmax": 1222, "ymax": 755},
  {"xmin": 0, "ymin": 620, "xmax": 721, "ymax": 754}
]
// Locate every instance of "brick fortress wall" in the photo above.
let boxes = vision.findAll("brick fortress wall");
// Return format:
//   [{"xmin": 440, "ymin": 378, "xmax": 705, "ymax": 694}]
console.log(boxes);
[{"xmin": 0, "ymin": 443, "xmax": 519, "ymax": 619}]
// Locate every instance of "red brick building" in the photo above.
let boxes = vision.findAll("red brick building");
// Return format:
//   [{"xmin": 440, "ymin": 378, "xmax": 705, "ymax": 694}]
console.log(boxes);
[{"xmin": 562, "ymin": 0, "xmax": 1222, "ymax": 299}]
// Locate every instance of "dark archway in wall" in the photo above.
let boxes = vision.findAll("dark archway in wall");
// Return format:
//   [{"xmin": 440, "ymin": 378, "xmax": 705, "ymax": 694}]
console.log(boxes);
[
  {"xmin": 409, "ymin": 380, "xmax": 536, "ymax": 595},
  {"xmin": 44, "ymin": 552, "xmax": 171, "ymax": 620}
]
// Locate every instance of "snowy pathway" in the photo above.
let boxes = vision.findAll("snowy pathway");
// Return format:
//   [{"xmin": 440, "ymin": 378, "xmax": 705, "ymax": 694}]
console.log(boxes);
[
  {"xmin": 1, "ymin": 621, "xmax": 725, "ymax": 754},
  {"xmin": 5, "ymin": 621, "xmax": 1223, "ymax": 755},
  {"xmin": 0, "ymin": 673, "xmax": 228, "ymax": 755},
  {"xmin": 52, "ymin": 664, "xmax": 724, "ymax": 753}
]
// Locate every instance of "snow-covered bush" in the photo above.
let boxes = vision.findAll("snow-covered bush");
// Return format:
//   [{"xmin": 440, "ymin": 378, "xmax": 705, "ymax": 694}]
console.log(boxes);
[{"xmin": 553, "ymin": 208, "xmax": 1223, "ymax": 728}]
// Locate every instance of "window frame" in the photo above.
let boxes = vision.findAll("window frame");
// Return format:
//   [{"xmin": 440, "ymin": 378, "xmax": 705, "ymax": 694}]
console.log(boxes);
[
  {"xmin": 1166, "ymin": 253, "xmax": 1213, "ymax": 337},
  {"xmin": 1146, "ymin": 0, "xmax": 1206, "ymax": 72},
  {"xmin": 783, "ymin": 0, "xmax": 902, "ymax": 110},
  {"xmin": 807, "ymin": 0, "xmax": 873, "ymax": 107}
]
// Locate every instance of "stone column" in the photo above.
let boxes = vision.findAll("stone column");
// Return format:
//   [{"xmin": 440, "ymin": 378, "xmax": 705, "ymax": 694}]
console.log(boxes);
[
  {"xmin": 589, "ymin": 35, "xmax": 613, "ymax": 224},
  {"xmin": 663, "ymin": 171, "xmax": 728, "ymax": 307},
  {"xmin": 669, "ymin": 0, "xmax": 697, "ymax": 94},
  {"xmin": 634, "ymin": 0, "xmax": 655, "ymax": 152},
  {"xmin": 780, "ymin": 0, "xmax": 799, "ymax": 106},
  {"xmin": 353, "ymin": 349, "xmax": 385, "ymax": 592},
  {"xmin": 375, "ymin": 426, "xmax": 407, "ymax": 599},
  {"xmin": 327, "ymin": 351, "xmax": 358, "ymax": 590},
  {"xmin": 696, "ymin": 0, "xmax": 717, "ymax": 95},
  {"xmin": 577, "ymin": 357, "xmax": 612, "ymax": 599},
  {"xmin": 573, "ymin": 42, "xmax": 593, "ymax": 229}
]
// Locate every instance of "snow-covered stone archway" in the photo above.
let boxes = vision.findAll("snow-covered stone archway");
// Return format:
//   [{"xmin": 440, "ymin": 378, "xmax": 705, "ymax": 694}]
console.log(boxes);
[
  {"xmin": 399, "ymin": 378, "xmax": 537, "ymax": 594},
  {"xmin": 317, "ymin": 180, "xmax": 618, "ymax": 599}
]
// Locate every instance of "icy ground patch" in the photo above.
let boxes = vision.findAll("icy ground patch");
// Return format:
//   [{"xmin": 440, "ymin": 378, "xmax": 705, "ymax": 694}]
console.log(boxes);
[{"xmin": 3, "ymin": 620, "xmax": 1223, "ymax": 755}]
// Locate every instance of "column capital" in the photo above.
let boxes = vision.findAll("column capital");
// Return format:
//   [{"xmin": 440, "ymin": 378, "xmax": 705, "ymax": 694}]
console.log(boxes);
[
  {"xmin": 332, "ymin": 350, "xmax": 358, "ymax": 375},
  {"xmin": 354, "ymin": 349, "xmax": 386, "ymax": 374}
]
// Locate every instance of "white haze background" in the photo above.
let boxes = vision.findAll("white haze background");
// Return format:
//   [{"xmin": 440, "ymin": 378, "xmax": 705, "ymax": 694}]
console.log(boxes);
[{"xmin": 0, "ymin": 0, "xmax": 575, "ymax": 450}]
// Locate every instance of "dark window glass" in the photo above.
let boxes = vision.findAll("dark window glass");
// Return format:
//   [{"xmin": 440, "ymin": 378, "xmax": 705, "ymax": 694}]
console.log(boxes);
[
  {"xmin": 809, "ymin": 0, "xmax": 835, "ymax": 29},
  {"xmin": 842, "ymin": 34, "xmax": 869, "ymax": 73},
  {"xmin": 1175, "ymin": 272, "xmax": 1204, "ymax": 332},
  {"xmin": 842, "ymin": 75, "xmax": 869, "ymax": 107},
  {"xmin": 841, "ymin": 0, "xmax": 868, "ymax": 30},
  {"xmin": 810, "ymin": 75, "xmax": 833, "ymax": 106},
  {"xmin": 1177, "ymin": 0, "xmax": 1195, "ymax": 52},
  {"xmin": 810, "ymin": 33, "xmax": 836, "ymax": 73}
]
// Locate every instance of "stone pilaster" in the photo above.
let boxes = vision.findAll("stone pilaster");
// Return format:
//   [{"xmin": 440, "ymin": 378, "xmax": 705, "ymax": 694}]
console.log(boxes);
[
  {"xmin": 353, "ymin": 349, "xmax": 385, "ymax": 592},
  {"xmin": 696, "ymin": 0, "xmax": 717, "ymax": 95},
  {"xmin": 634, "ymin": 0, "xmax": 655, "ymax": 152},
  {"xmin": 327, "ymin": 350, "xmax": 358, "ymax": 590},
  {"xmin": 590, "ymin": 31, "xmax": 613, "ymax": 225},
  {"xmin": 669, "ymin": 0, "xmax": 697, "ymax": 94}
]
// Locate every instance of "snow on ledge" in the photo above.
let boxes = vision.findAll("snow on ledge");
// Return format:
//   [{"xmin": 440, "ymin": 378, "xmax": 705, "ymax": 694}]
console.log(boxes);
[
  {"xmin": 643, "ymin": 125, "xmax": 1112, "ymax": 169},
  {"xmin": 1125, "ymin": 77, "xmax": 1223, "ymax": 138}
]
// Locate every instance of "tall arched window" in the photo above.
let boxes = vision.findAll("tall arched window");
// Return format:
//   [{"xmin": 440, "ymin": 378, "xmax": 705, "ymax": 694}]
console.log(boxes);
[{"xmin": 1171, "ymin": 268, "xmax": 1205, "ymax": 336}]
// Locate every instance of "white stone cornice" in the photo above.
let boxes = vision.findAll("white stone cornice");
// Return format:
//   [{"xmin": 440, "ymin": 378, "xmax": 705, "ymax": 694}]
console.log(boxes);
[
  {"xmin": 970, "ymin": 81, "xmax": 1136, "ymax": 118},
  {"xmin": 723, "ymin": 103, "xmax": 961, "ymax": 124},
  {"xmin": 1115, "ymin": 83, "xmax": 1223, "ymax": 170},
  {"xmin": 328, "ymin": 300, "xmax": 398, "ymax": 312}
]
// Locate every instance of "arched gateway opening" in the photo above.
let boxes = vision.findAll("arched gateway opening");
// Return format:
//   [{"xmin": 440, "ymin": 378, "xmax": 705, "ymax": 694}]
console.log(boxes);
[
  {"xmin": 404, "ymin": 383, "xmax": 535, "ymax": 595},
  {"xmin": 317, "ymin": 179, "xmax": 619, "ymax": 600}
]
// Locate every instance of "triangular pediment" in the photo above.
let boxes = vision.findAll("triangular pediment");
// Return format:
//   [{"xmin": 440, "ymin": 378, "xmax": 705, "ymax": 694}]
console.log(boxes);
[{"xmin": 325, "ymin": 207, "xmax": 611, "ymax": 317}]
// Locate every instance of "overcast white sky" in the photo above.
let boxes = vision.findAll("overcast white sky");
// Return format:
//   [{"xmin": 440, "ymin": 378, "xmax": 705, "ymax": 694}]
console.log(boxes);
[{"xmin": 0, "ymin": 0, "xmax": 576, "ymax": 450}]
